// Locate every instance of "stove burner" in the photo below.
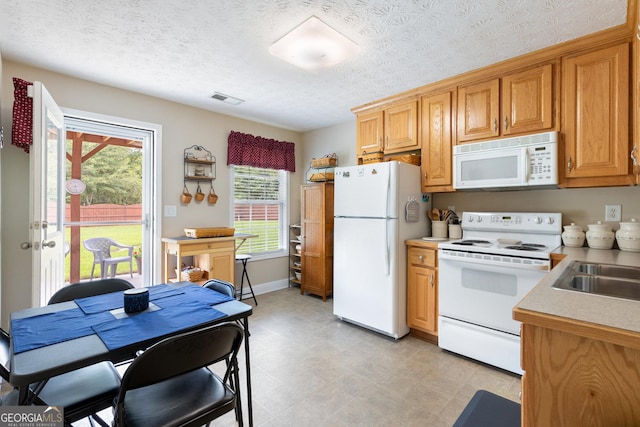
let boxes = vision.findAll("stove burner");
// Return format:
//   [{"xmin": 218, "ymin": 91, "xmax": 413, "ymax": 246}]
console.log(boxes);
[
  {"xmin": 452, "ymin": 240, "xmax": 491, "ymax": 245},
  {"xmin": 521, "ymin": 243, "xmax": 546, "ymax": 248},
  {"xmin": 505, "ymin": 245, "xmax": 541, "ymax": 251}
]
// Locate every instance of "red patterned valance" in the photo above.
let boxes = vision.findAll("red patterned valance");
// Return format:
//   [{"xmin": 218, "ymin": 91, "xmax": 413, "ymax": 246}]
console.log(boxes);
[
  {"xmin": 12, "ymin": 77, "xmax": 33, "ymax": 154},
  {"xmin": 227, "ymin": 131, "xmax": 295, "ymax": 173}
]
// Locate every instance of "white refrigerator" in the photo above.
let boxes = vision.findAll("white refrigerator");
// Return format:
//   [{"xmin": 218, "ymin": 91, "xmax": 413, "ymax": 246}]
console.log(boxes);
[{"xmin": 333, "ymin": 161, "xmax": 430, "ymax": 339}]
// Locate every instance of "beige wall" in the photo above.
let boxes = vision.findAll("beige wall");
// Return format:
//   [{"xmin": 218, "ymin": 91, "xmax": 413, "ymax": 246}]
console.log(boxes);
[{"xmin": 0, "ymin": 59, "xmax": 305, "ymax": 324}]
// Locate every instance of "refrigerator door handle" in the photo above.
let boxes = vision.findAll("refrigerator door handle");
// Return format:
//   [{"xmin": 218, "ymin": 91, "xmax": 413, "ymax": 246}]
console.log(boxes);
[{"xmin": 385, "ymin": 220, "xmax": 390, "ymax": 275}]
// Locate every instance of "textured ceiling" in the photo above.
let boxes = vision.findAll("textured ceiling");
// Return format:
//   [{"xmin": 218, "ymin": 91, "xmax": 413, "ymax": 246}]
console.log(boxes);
[{"xmin": 0, "ymin": 0, "xmax": 629, "ymax": 132}]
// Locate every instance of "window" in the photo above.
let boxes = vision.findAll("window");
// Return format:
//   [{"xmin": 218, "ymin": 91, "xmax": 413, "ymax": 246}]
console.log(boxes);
[{"xmin": 232, "ymin": 165, "xmax": 289, "ymax": 257}]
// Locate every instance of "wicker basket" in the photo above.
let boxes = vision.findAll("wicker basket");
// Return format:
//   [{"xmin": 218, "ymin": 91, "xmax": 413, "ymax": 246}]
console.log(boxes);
[
  {"xmin": 387, "ymin": 154, "xmax": 421, "ymax": 166},
  {"xmin": 184, "ymin": 227, "xmax": 235, "ymax": 238},
  {"xmin": 309, "ymin": 172, "xmax": 334, "ymax": 182},
  {"xmin": 311, "ymin": 155, "xmax": 338, "ymax": 168},
  {"xmin": 361, "ymin": 151, "xmax": 384, "ymax": 164},
  {"xmin": 176, "ymin": 268, "xmax": 205, "ymax": 282}
]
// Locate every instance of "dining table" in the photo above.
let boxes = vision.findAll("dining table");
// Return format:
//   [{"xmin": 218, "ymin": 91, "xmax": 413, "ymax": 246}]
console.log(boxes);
[{"xmin": 9, "ymin": 281, "xmax": 255, "ymax": 426}]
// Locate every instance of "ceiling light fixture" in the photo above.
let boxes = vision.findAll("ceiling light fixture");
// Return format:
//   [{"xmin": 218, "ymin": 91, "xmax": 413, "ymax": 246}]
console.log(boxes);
[
  {"xmin": 210, "ymin": 92, "xmax": 244, "ymax": 105},
  {"xmin": 269, "ymin": 16, "xmax": 359, "ymax": 71}
]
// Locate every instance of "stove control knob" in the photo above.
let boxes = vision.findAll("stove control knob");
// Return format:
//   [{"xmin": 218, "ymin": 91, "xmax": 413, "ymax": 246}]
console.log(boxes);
[
  {"xmin": 533, "ymin": 216, "xmax": 542, "ymax": 224},
  {"xmin": 546, "ymin": 217, "xmax": 555, "ymax": 225},
  {"xmin": 475, "ymin": 215, "xmax": 483, "ymax": 223}
]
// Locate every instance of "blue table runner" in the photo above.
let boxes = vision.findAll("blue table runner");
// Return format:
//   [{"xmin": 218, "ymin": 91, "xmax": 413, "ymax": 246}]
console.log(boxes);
[
  {"xmin": 11, "ymin": 285, "xmax": 235, "ymax": 354},
  {"xmin": 75, "ymin": 284, "xmax": 184, "ymax": 314},
  {"xmin": 92, "ymin": 299, "xmax": 227, "ymax": 351},
  {"xmin": 11, "ymin": 309, "xmax": 113, "ymax": 354}
]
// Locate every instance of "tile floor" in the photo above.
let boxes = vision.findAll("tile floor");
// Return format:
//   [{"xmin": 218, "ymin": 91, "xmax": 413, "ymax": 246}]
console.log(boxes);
[{"xmin": 10, "ymin": 286, "xmax": 522, "ymax": 426}]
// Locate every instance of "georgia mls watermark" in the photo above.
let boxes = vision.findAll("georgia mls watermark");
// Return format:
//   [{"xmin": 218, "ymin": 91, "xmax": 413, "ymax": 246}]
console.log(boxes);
[{"xmin": 0, "ymin": 406, "xmax": 64, "ymax": 427}]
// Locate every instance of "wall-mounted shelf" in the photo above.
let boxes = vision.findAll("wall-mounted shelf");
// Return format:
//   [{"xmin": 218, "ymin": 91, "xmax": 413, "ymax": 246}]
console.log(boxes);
[{"xmin": 184, "ymin": 145, "xmax": 216, "ymax": 182}]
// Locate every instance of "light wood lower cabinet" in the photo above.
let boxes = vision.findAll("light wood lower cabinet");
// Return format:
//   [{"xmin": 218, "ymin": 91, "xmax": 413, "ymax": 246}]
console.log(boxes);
[
  {"xmin": 406, "ymin": 242, "xmax": 438, "ymax": 339},
  {"xmin": 300, "ymin": 183, "xmax": 334, "ymax": 301},
  {"xmin": 162, "ymin": 236, "xmax": 236, "ymax": 284},
  {"xmin": 517, "ymin": 320, "xmax": 640, "ymax": 426}
]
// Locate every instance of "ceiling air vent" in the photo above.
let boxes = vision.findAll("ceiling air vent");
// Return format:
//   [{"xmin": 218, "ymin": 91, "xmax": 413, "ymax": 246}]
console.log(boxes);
[{"xmin": 210, "ymin": 92, "xmax": 244, "ymax": 105}]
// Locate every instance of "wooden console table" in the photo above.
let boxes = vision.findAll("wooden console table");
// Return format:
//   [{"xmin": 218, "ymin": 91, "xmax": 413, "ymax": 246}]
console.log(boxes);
[{"xmin": 162, "ymin": 234, "xmax": 257, "ymax": 285}]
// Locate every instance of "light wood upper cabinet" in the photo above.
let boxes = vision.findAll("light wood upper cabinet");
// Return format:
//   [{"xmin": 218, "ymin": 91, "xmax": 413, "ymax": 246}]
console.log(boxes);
[
  {"xmin": 457, "ymin": 64, "xmax": 555, "ymax": 143},
  {"xmin": 384, "ymin": 100, "xmax": 419, "ymax": 153},
  {"xmin": 356, "ymin": 111, "xmax": 384, "ymax": 156},
  {"xmin": 502, "ymin": 64, "xmax": 553, "ymax": 136},
  {"xmin": 421, "ymin": 91, "xmax": 454, "ymax": 192},
  {"xmin": 457, "ymin": 79, "xmax": 500, "ymax": 142},
  {"xmin": 356, "ymin": 100, "xmax": 419, "ymax": 158},
  {"xmin": 562, "ymin": 43, "xmax": 633, "ymax": 187}
]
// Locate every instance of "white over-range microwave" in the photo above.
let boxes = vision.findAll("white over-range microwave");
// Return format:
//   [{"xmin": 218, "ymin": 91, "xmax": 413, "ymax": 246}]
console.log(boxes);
[{"xmin": 453, "ymin": 131, "xmax": 559, "ymax": 190}]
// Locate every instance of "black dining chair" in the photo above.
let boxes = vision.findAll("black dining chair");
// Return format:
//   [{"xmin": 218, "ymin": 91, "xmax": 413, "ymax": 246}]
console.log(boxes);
[
  {"xmin": 49, "ymin": 278, "xmax": 134, "ymax": 303},
  {"xmin": 203, "ymin": 278, "xmax": 236, "ymax": 298},
  {"xmin": 0, "ymin": 327, "xmax": 120, "ymax": 427},
  {"xmin": 113, "ymin": 322, "xmax": 244, "ymax": 427}
]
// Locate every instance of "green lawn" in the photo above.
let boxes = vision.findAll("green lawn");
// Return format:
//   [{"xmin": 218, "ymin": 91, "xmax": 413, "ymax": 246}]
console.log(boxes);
[{"xmin": 65, "ymin": 225, "xmax": 142, "ymax": 280}]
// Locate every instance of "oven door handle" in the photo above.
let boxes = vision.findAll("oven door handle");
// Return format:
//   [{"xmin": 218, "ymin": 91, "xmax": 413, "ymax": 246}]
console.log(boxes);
[{"xmin": 438, "ymin": 250, "xmax": 550, "ymax": 271}]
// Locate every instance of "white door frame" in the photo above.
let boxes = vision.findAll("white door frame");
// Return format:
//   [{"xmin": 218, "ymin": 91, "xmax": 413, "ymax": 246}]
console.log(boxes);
[{"xmin": 62, "ymin": 108, "xmax": 163, "ymax": 287}]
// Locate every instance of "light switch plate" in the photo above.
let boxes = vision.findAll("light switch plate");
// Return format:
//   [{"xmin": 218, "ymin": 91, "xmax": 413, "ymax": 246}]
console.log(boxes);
[
  {"xmin": 605, "ymin": 204, "xmax": 621, "ymax": 222},
  {"xmin": 164, "ymin": 205, "xmax": 177, "ymax": 217}
]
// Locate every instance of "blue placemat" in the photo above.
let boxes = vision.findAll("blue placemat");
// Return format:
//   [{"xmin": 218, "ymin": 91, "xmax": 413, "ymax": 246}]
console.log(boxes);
[
  {"xmin": 75, "ymin": 284, "xmax": 184, "ymax": 314},
  {"xmin": 92, "ymin": 299, "xmax": 228, "ymax": 351},
  {"xmin": 157, "ymin": 284, "xmax": 233, "ymax": 307},
  {"xmin": 11, "ymin": 309, "xmax": 113, "ymax": 354}
]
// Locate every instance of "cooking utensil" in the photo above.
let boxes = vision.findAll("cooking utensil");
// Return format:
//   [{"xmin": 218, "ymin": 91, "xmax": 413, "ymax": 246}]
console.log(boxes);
[{"xmin": 430, "ymin": 208, "xmax": 440, "ymax": 221}]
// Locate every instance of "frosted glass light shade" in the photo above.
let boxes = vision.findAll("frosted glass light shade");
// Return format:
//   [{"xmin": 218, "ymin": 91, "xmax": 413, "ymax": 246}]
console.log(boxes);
[{"xmin": 269, "ymin": 16, "xmax": 359, "ymax": 71}]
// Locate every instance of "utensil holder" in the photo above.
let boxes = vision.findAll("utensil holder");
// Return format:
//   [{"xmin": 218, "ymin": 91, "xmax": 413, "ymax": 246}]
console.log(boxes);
[
  {"xmin": 448, "ymin": 224, "xmax": 462, "ymax": 239},
  {"xmin": 432, "ymin": 221, "xmax": 448, "ymax": 238}
]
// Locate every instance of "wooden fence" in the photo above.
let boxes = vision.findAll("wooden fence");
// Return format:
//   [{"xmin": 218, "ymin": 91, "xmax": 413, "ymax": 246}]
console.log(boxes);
[{"xmin": 64, "ymin": 204, "xmax": 142, "ymax": 222}]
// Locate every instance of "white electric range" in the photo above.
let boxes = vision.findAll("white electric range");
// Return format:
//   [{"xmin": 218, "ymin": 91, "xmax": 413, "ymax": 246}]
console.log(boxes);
[{"xmin": 437, "ymin": 211, "xmax": 562, "ymax": 374}]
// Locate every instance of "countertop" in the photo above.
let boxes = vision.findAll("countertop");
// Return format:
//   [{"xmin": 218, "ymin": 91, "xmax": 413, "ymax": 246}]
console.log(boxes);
[{"xmin": 515, "ymin": 246, "xmax": 640, "ymax": 347}]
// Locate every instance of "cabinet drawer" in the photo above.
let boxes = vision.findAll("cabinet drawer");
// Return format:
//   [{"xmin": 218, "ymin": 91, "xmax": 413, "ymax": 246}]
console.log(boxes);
[{"xmin": 408, "ymin": 247, "xmax": 436, "ymax": 267}]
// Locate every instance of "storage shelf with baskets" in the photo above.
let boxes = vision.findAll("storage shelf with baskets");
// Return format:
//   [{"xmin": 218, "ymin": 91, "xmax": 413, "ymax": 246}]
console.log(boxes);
[
  {"xmin": 289, "ymin": 224, "xmax": 302, "ymax": 287},
  {"xmin": 307, "ymin": 153, "xmax": 338, "ymax": 183},
  {"xmin": 182, "ymin": 145, "xmax": 219, "ymax": 205}
]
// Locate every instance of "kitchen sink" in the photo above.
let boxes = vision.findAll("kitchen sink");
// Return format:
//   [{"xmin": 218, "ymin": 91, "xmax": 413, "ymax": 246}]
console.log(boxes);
[
  {"xmin": 553, "ymin": 261, "xmax": 640, "ymax": 302},
  {"xmin": 572, "ymin": 262, "xmax": 640, "ymax": 281}
]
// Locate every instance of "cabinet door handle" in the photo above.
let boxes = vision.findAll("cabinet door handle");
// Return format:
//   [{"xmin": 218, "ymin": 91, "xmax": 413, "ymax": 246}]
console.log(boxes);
[
  {"xmin": 430, "ymin": 272, "xmax": 434, "ymax": 288},
  {"xmin": 424, "ymin": 171, "xmax": 428, "ymax": 181},
  {"xmin": 493, "ymin": 118, "xmax": 498, "ymax": 132},
  {"xmin": 385, "ymin": 135, "xmax": 389, "ymax": 147},
  {"xmin": 631, "ymin": 144, "xmax": 638, "ymax": 167},
  {"xmin": 567, "ymin": 156, "xmax": 573, "ymax": 173},
  {"xmin": 418, "ymin": 255, "xmax": 424, "ymax": 263},
  {"xmin": 504, "ymin": 116, "xmax": 509, "ymax": 131}
]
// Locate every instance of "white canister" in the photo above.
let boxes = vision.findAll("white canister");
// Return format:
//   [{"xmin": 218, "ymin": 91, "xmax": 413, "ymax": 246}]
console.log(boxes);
[
  {"xmin": 586, "ymin": 221, "xmax": 615, "ymax": 250},
  {"xmin": 561, "ymin": 223, "xmax": 586, "ymax": 247},
  {"xmin": 448, "ymin": 224, "xmax": 462, "ymax": 239},
  {"xmin": 432, "ymin": 221, "xmax": 448, "ymax": 238},
  {"xmin": 616, "ymin": 218, "xmax": 640, "ymax": 252}
]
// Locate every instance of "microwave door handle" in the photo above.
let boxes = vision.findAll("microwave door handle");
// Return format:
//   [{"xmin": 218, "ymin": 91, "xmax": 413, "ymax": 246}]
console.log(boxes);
[{"xmin": 524, "ymin": 148, "xmax": 530, "ymax": 182}]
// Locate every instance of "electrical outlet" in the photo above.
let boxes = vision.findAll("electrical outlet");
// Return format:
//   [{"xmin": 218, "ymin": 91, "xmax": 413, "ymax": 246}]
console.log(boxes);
[
  {"xmin": 448, "ymin": 205, "xmax": 456, "ymax": 212},
  {"xmin": 605, "ymin": 204, "xmax": 622, "ymax": 222}
]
